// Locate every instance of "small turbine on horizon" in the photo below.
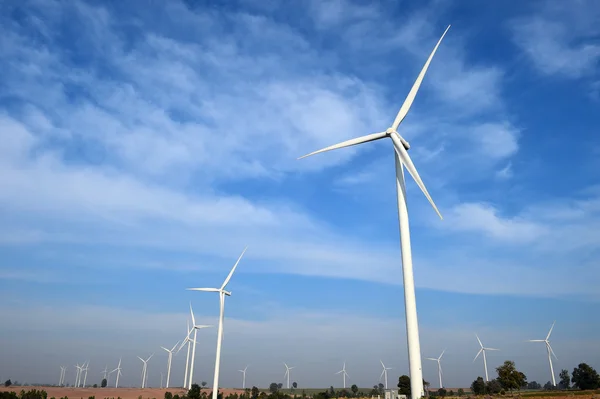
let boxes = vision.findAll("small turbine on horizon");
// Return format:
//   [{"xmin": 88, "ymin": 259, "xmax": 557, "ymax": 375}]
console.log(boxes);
[
  {"xmin": 284, "ymin": 363, "xmax": 295, "ymax": 390},
  {"xmin": 473, "ymin": 335, "xmax": 499, "ymax": 382},
  {"xmin": 335, "ymin": 362, "xmax": 349, "ymax": 389},
  {"xmin": 239, "ymin": 365, "xmax": 248, "ymax": 389},
  {"xmin": 109, "ymin": 358, "xmax": 123, "ymax": 388},
  {"xmin": 528, "ymin": 321, "xmax": 558, "ymax": 387},
  {"xmin": 59, "ymin": 366, "xmax": 66, "ymax": 387},
  {"xmin": 426, "ymin": 349, "xmax": 445, "ymax": 388},
  {"xmin": 379, "ymin": 360, "xmax": 392, "ymax": 389},
  {"xmin": 298, "ymin": 24, "xmax": 451, "ymax": 399},
  {"xmin": 176, "ymin": 320, "xmax": 195, "ymax": 389},
  {"xmin": 161, "ymin": 339, "xmax": 180, "ymax": 389},
  {"xmin": 187, "ymin": 246, "xmax": 248, "ymax": 399},
  {"xmin": 186, "ymin": 303, "xmax": 212, "ymax": 389},
  {"xmin": 138, "ymin": 354, "xmax": 154, "ymax": 388}
]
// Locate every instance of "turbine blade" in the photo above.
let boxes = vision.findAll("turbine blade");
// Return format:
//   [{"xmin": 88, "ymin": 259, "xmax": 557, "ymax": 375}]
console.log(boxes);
[
  {"xmin": 391, "ymin": 25, "xmax": 451, "ymax": 131},
  {"xmin": 439, "ymin": 349, "xmax": 446, "ymax": 359},
  {"xmin": 546, "ymin": 321, "xmax": 556, "ymax": 340},
  {"xmin": 379, "ymin": 370, "xmax": 385, "ymax": 380},
  {"xmin": 528, "ymin": 339, "xmax": 545, "ymax": 342},
  {"xmin": 547, "ymin": 343, "xmax": 558, "ymax": 360},
  {"xmin": 161, "ymin": 346, "xmax": 169, "ymax": 352},
  {"xmin": 298, "ymin": 132, "xmax": 387, "ymax": 160},
  {"xmin": 485, "ymin": 347, "xmax": 500, "ymax": 351},
  {"xmin": 476, "ymin": 334, "xmax": 483, "ymax": 348},
  {"xmin": 187, "ymin": 287, "xmax": 221, "ymax": 292},
  {"xmin": 473, "ymin": 348, "xmax": 482, "ymax": 362},
  {"xmin": 170, "ymin": 340, "xmax": 180, "ymax": 352},
  {"xmin": 221, "ymin": 246, "xmax": 248, "ymax": 290},
  {"xmin": 380, "ymin": 360, "xmax": 385, "ymax": 369},
  {"xmin": 189, "ymin": 302, "xmax": 196, "ymax": 326},
  {"xmin": 391, "ymin": 133, "xmax": 442, "ymax": 219},
  {"xmin": 426, "ymin": 358, "xmax": 437, "ymax": 361}
]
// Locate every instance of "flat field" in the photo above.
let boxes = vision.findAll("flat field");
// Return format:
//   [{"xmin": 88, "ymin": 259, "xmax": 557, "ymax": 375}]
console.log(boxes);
[{"xmin": 0, "ymin": 386, "xmax": 245, "ymax": 399}]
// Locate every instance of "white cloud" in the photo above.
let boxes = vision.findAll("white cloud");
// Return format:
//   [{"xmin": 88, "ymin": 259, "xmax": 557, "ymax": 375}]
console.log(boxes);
[{"xmin": 510, "ymin": 0, "xmax": 600, "ymax": 79}]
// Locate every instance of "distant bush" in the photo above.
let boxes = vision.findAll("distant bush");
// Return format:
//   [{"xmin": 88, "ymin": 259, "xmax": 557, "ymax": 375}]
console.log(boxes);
[
  {"xmin": 165, "ymin": 393, "xmax": 173, "ymax": 399},
  {"xmin": 4, "ymin": 381, "xmax": 12, "ymax": 388}
]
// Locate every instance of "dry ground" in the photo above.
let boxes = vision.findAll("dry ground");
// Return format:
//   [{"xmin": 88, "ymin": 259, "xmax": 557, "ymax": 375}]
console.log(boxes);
[{"xmin": 0, "ymin": 386, "xmax": 246, "ymax": 399}]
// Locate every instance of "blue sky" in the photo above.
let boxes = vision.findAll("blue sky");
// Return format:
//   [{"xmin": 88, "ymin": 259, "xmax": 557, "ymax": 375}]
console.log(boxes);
[{"xmin": 1, "ymin": 0, "xmax": 599, "ymax": 390}]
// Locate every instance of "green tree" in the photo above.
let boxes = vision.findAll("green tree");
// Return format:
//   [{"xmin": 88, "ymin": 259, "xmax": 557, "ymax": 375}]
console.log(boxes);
[
  {"xmin": 100, "ymin": 379, "xmax": 107, "ymax": 388},
  {"xmin": 527, "ymin": 381, "xmax": 541, "ymax": 390},
  {"xmin": 351, "ymin": 385, "xmax": 358, "ymax": 396},
  {"xmin": 251, "ymin": 387, "xmax": 259, "ymax": 399},
  {"xmin": 292, "ymin": 382, "xmax": 297, "ymax": 390},
  {"xmin": 447, "ymin": 390, "xmax": 454, "ymax": 397},
  {"xmin": 471, "ymin": 377, "xmax": 485, "ymax": 395},
  {"xmin": 398, "ymin": 375, "xmax": 411, "ymax": 396},
  {"xmin": 457, "ymin": 388, "xmax": 464, "ymax": 396},
  {"xmin": 437, "ymin": 388, "xmax": 447, "ymax": 397},
  {"xmin": 486, "ymin": 380, "xmax": 502, "ymax": 394},
  {"xmin": 572, "ymin": 363, "xmax": 600, "ymax": 390},
  {"xmin": 189, "ymin": 384, "xmax": 202, "ymax": 399},
  {"xmin": 496, "ymin": 361, "xmax": 527, "ymax": 393},
  {"xmin": 558, "ymin": 369, "xmax": 570, "ymax": 389},
  {"xmin": 269, "ymin": 383, "xmax": 279, "ymax": 394},
  {"xmin": 277, "ymin": 383, "xmax": 283, "ymax": 390},
  {"xmin": 165, "ymin": 392, "xmax": 173, "ymax": 399},
  {"xmin": 202, "ymin": 382, "xmax": 208, "ymax": 388}
]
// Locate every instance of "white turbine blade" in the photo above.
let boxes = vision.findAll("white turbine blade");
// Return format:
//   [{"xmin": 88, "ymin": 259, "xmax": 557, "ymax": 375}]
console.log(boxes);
[
  {"xmin": 391, "ymin": 133, "xmax": 442, "ymax": 219},
  {"xmin": 187, "ymin": 287, "xmax": 221, "ymax": 293},
  {"xmin": 546, "ymin": 321, "xmax": 556, "ymax": 340},
  {"xmin": 221, "ymin": 246, "xmax": 248, "ymax": 290},
  {"xmin": 547, "ymin": 342, "xmax": 558, "ymax": 360},
  {"xmin": 161, "ymin": 346, "xmax": 169, "ymax": 352},
  {"xmin": 170, "ymin": 340, "xmax": 180, "ymax": 352},
  {"xmin": 380, "ymin": 360, "xmax": 385, "ymax": 369},
  {"xmin": 391, "ymin": 25, "xmax": 451, "ymax": 131},
  {"xmin": 137, "ymin": 356, "xmax": 144, "ymax": 362},
  {"xmin": 345, "ymin": 371, "xmax": 350, "ymax": 378},
  {"xmin": 335, "ymin": 370, "xmax": 343, "ymax": 374},
  {"xmin": 476, "ymin": 334, "xmax": 483, "ymax": 348},
  {"xmin": 528, "ymin": 339, "xmax": 545, "ymax": 342},
  {"xmin": 194, "ymin": 324, "xmax": 213, "ymax": 329},
  {"xmin": 379, "ymin": 369, "xmax": 385, "ymax": 380},
  {"xmin": 485, "ymin": 347, "xmax": 500, "ymax": 351},
  {"xmin": 189, "ymin": 302, "xmax": 196, "ymax": 326},
  {"xmin": 426, "ymin": 358, "xmax": 437, "ymax": 361},
  {"xmin": 298, "ymin": 132, "xmax": 387, "ymax": 160},
  {"xmin": 439, "ymin": 349, "xmax": 446, "ymax": 360},
  {"xmin": 473, "ymin": 348, "xmax": 482, "ymax": 362}
]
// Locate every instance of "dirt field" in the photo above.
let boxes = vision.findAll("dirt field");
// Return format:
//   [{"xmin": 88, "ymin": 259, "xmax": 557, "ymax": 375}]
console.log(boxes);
[{"xmin": 0, "ymin": 386, "xmax": 246, "ymax": 399}]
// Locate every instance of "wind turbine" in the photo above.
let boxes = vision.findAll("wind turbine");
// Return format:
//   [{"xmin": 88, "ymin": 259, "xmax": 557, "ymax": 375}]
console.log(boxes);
[
  {"xmin": 239, "ymin": 366, "xmax": 248, "ymax": 389},
  {"xmin": 297, "ymin": 25, "xmax": 451, "ymax": 399},
  {"xmin": 101, "ymin": 366, "xmax": 108, "ymax": 382},
  {"xmin": 284, "ymin": 363, "xmax": 295, "ymax": 389},
  {"xmin": 110, "ymin": 358, "xmax": 123, "ymax": 388},
  {"xmin": 176, "ymin": 320, "xmax": 194, "ymax": 389},
  {"xmin": 161, "ymin": 339, "xmax": 180, "ymax": 388},
  {"xmin": 187, "ymin": 246, "xmax": 248, "ymax": 399},
  {"xmin": 425, "ymin": 349, "xmax": 445, "ymax": 388},
  {"xmin": 379, "ymin": 360, "xmax": 392, "ymax": 389},
  {"xmin": 74, "ymin": 364, "xmax": 82, "ymax": 388},
  {"xmin": 335, "ymin": 362, "xmax": 349, "ymax": 389},
  {"xmin": 59, "ymin": 366, "xmax": 66, "ymax": 386},
  {"xmin": 473, "ymin": 335, "xmax": 499, "ymax": 382},
  {"xmin": 528, "ymin": 321, "xmax": 558, "ymax": 387},
  {"xmin": 138, "ymin": 354, "xmax": 154, "ymax": 388},
  {"xmin": 81, "ymin": 361, "xmax": 89, "ymax": 388},
  {"xmin": 186, "ymin": 303, "xmax": 213, "ymax": 389}
]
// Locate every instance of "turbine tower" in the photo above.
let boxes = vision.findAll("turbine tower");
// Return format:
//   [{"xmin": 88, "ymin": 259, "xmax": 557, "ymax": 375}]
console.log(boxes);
[
  {"xmin": 59, "ymin": 366, "xmax": 66, "ymax": 387},
  {"xmin": 239, "ymin": 366, "xmax": 248, "ymax": 389},
  {"xmin": 74, "ymin": 364, "xmax": 82, "ymax": 388},
  {"xmin": 161, "ymin": 339, "xmax": 180, "ymax": 388},
  {"xmin": 187, "ymin": 246, "xmax": 248, "ymax": 399},
  {"xmin": 379, "ymin": 360, "xmax": 392, "ymax": 389},
  {"xmin": 298, "ymin": 25, "xmax": 451, "ymax": 399},
  {"xmin": 81, "ymin": 361, "xmax": 89, "ymax": 388},
  {"xmin": 110, "ymin": 358, "xmax": 123, "ymax": 388},
  {"xmin": 186, "ymin": 303, "xmax": 212, "ymax": 389},
  {"xmin": 473, "ymin": 335, "xmax": 499, "ymax": 382},
  {"xmin": 176, "ymin": 320, "xmax": 194, "ymax": 389},
  {"xmin": 425, "ymin": 349, "xmax": 445, "ymax": 388},
  {"xmin": 284, "ymin": 363, "xmax": 295, "ymax": 389},
  {"xmin": 528, "ymin": 321, "xmax": 558, "ymax": 387},
  {"xmin": 335, "ymin": 362, "xmax": 349, "ymax": 389}
]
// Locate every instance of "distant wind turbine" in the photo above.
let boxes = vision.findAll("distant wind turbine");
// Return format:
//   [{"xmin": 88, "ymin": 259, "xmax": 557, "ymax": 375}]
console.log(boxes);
[
  {"xmin": 101, "ymin": 366, "xmax": 108, "ymax": 382},
  {"xmin": 379, "ymin": 360, "xmax": 392, "ymax": 389},
  {"xmin": 110, "ymin": 358, "xmax": 123, "ymax": 388},
  {"xmin": 297, "ymin": 25, "xmax": 451, "ymax": 399},
  {"xmin": 284, "ymin": 363, "xmax": 295, "ymax": 389},
  {"xmin": 528, "ymin": 321, "xmax": 558, "ymax": 387},
  {"xmin": 335, "ymin": 362, "xmax": 349, "ymax": 389},
  {"xmin": 138, "ymin": 354, "xmax": 154, "ymax": 388},
  {"xmin": 187, "ymin": 246, "xmax": 248, "ymax": 399},
  {"xmin": 239, "ymin": 366, "xmax": 248, "ymax": 389},
  {"xmin": 473, "ymin": 335, "xmax": 499, "ymax": 382},
  {"xmin": 161, "ymin": 339, "xmax": 180, "ymax": 388},
  {"xmin": 426, "ymin": 349, "xmax": 445, "ymax": 388},
  {"xmin": 82, "ymin": 361, "xmax": 89, "ymax": 388},
  {"xmin": 59, "ymin": 366, "xmax": 66, "ymax": 387},
  {"xmin": 186, "ymin": 303, "xmax": 213, "ymax": 389},
  {"xmin": 176, "ymin": 320, "xmax": 194, "ymax": 389},
  {"xmin": 74, "ymin": 364, "xmax": 82, "ymax": 388}
]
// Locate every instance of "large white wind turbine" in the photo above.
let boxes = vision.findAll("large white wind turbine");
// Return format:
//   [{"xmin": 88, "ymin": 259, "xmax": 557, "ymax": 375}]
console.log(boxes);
[
  {"xmin": 473, "ymin": 335, "xmax": 499, "ymax": 382},
  {"xmin": 186, "ymin": 304, "xmax": 213, "ymax": 389},
  {"xmin": 528, "ymin": 321, "xmax": 558, "ymax": 387},
  {"xmin": 284, "ymin": 363, "xmax": 295, "ymax": 389},
  {"xmin": 239, "ymin": 366, "xmax": 248, "ymax": 389},
  {"xmin": 379, "ymin": 360, "xmax": 392, "ymax": 389},
  {"xmin": 161, "ymin": 340, "xmax": 180, "ymax": 388},
  {"xmin": 426, "ymin": 349, "xmax": 445, "ymax": 388},
  {"xmin": 335, "ymin": 362, "xmax": 349, "ymax": 389},
  {"xmin": 187, "ymin": 246, "xmax": 248, "ymax": 399},
  {"xmin": 298, "ymin": 25, "xmax": 451, "ymax": 399},
  {"xmin": 110, "ymin": 358, "xmax": 123, "ymax": 388},
  {"xmin": 74, "ymin": 364, "xmax": 82, "ymax": 388},
  {"xmin": 138, "ymin": 354, "xmax": 154, "ymax": 388},
  {"xmin": 176, "ymin": 320, "xmax": 194, "ymax": 389}
]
